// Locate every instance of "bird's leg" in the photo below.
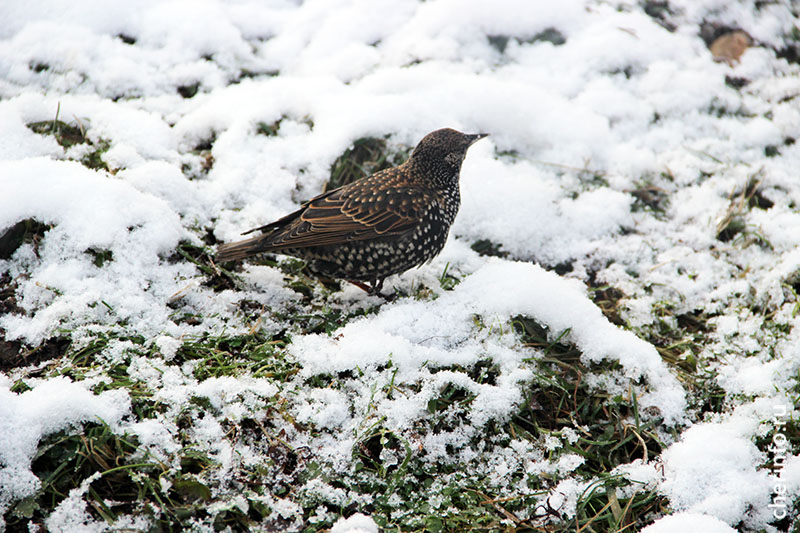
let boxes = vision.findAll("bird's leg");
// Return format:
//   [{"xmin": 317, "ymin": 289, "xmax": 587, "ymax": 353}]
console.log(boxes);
[
  {"xmin": 348, "ymin": 280, "xmax": 372, "ymax": 293},
  {"xmin": 347, "ymin": 279, "xmax": 393, "ymax": 300},
  {"xmin": 370, "ymin": 278, "xmax": 395, "ymax": 301},
  {"xmin": 371, "ymin": 278, "xmax": 384, "ymax": 295}
]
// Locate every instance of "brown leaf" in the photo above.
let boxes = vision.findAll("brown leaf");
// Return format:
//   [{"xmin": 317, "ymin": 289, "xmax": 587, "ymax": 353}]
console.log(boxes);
[{"xmin": 710, "ymin": 30, "xmax": 752, "ymax": 66}]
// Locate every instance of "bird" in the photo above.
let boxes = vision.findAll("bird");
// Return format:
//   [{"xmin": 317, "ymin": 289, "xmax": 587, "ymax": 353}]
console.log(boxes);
[{"xmin": 216, "ymin": 128, "xmax": 488, "ymax": 296}]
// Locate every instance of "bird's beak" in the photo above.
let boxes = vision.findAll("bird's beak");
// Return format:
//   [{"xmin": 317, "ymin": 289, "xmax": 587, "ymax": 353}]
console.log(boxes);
[{"xmin": 468, "ymin": 133, "xmax": 489, "ymax": 145}]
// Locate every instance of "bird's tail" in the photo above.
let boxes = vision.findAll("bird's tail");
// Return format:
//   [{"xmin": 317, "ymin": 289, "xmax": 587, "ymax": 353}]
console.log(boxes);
[{"xmin": 216, "ymin": 234, "xmax": 273, "ymax": 263}]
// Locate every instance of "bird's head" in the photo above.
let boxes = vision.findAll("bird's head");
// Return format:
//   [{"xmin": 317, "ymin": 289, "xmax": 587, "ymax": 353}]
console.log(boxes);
[{"xmin": 408, "ymin": 128, "xmax": 488, "ymax": 185}]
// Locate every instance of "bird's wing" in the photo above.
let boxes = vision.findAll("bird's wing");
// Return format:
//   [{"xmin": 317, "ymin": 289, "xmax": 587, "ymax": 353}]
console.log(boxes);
[{"xmin": 261, "ymin": 168, "xmax": 433, "ymax": 249}]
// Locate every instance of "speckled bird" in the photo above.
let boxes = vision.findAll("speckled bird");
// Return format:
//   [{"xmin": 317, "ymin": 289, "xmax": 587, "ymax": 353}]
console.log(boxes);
[{"xmin": 216, "ymin": 128, "xmax": 488, "ymax": 295}]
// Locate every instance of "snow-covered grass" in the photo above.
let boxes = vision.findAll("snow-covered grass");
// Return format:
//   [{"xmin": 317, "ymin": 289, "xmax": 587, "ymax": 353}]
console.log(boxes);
[{"xmin": 1, "ymin": 0, "xmax": 799, "ymax": 531}]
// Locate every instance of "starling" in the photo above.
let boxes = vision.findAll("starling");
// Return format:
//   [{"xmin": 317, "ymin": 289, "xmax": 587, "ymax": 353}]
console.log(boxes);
[{"xmin": 216, "ymin": 128, "xmax": 488, "ymax": 295}]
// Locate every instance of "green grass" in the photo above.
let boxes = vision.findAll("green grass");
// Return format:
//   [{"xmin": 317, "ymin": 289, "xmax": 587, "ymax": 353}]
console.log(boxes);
[
  {"xmin": 6, "ymin": 415, "xmax": 289, "ymax": 531},
  {"xmin": 3, "ymin": 299, "xmax": 683, "ymax": 532},
  {"xmin": 256, "ymin": 115, "xmax": 314, "ymax": 137},
  {"xmin": 175, "ymin": 331, "xmax": 298, "ymax": 381},
  {"xmin": 327, "ymin": 136, "xmax": 410, "ymax": 191},
  {"xmin": 5, "ymin": 421, "xmax": 165, "ymax": 531},
  {"xmin": 3, "ymin": 268, "xmax": 794, "ymax": 532},
  {"xmin": 715, "ymin": 174, "xmax": 774, "ymax": 247},
  {"xmin": 0, "ymin": 246, "xmax": 777, "ymax": 533},
  {"xmin": 27, "ymin": 105, "xmax": 113, "ymax": 172}
]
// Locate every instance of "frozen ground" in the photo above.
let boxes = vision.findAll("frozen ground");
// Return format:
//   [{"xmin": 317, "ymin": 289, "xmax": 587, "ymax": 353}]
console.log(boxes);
[{"xmin": 0, "ymin": 0, "xmax": 799, "ymax": 531}]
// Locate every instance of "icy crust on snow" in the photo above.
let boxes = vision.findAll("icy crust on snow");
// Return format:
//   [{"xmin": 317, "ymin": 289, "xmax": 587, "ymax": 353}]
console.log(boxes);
[{"xmin": 1, "ymin": 0, "xmax": 800, "ymax": 531}]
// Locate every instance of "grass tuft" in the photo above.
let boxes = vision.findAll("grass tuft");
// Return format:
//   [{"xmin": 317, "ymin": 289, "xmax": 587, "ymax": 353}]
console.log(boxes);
[
  {"xmin": 326, "ymin": 136, "xmax": 410, "ymax": 191},
  {"xmin": 630, "ymin": 182, "xmax": 669, "ymax": 215},
  {"xmin": 6, "ymin": 421, "xmax": 165, "ymax": 531},
  {"xmin": 513, "ymin": 315, "xmax": 663, "ymax": 471},
  {"xmin": 173, "ymin": 241, "xmax": 240, "ymax": 293},
  {"xmin": 470, "ymin": 239, "xmax": 508, "ymax": 258},
  {"xmin": 0, "ymin": 218, "xmax": 52, "ymax": 260},
  {"xmin": 27, "ymin": 106, "xmax": 113, "ymax": 172},
  {"xmin": 177, "ymin": 82, "xmax": 200, "ymax": 99},
  {"xmin": 27, "ymin": 119, "xmax": 86, "ymax": 150},
  {"xmin": 176, "ymin": 331, "xmax": 298, "ymax": 381},
  {"xmin": 716, "ymin": 173, "xmax": 774, "ymax": 247}
]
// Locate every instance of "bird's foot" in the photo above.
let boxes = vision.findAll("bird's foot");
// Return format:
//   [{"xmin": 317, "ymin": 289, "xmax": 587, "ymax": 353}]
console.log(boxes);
[{"xmin": 348, "ymin": 279, "xmax": 394, "ymax": 300}]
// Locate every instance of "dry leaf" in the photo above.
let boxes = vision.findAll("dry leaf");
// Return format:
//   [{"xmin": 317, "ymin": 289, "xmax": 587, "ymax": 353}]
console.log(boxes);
[{"xmin": 710, "ymin": 30, "xmax": 752, "ymax": 66}]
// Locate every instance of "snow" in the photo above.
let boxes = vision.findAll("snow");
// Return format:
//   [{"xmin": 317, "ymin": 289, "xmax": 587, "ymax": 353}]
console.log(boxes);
[
  {"xmin": 1, "ymin": 158, "xmax": 189, "ymax": 342},
  {"xmin": 640, "ymin": 512, "xmax": 737, "ymax": 533},
  {"xmin": 290, "ymin": 260, "xmax": 686, "ymax": 432},
  {"xmin": 660, "ymin": 419, "xmax": 770, "ymax": 524},
  {"xmin": 330, "ymin": 513, "xmax": 379, "ymax": 533},
  {"xmin": 44, "ymin": 474, "xmax": 108, "ymax": 533},
  {"xmin": 1, "ymin": 0, "xmax": 799, "ymax": 530}
]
